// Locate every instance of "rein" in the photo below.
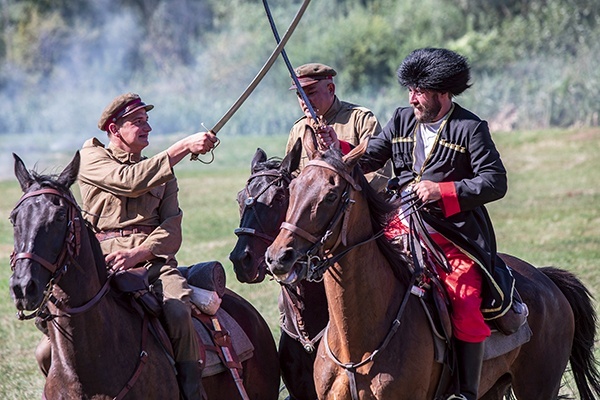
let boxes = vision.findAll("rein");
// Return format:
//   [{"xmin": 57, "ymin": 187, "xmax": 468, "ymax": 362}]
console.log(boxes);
[
  {"xmin": 236, "ymin": 167, "xmax": 328, "ymax": 350},
  {"xmin": 322, "ymin": 270, "xmax": 420, "ymax": 400},
  {"xmin": 12, "ymin": 186, "xmax": 150, "ymax": 399},
  {"xmin": 282, "ymin": 159, "xmax": 418, "ymax": 400},
  {"xmin": 279, "ymin": 160, "xmax": 376, "ymax": 282},
  {"xmin": 10, "ymin": 188, "xmax": 112, "ymax": 320}
]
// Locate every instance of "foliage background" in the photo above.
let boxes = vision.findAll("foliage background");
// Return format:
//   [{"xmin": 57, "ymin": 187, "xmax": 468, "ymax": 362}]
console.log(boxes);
[
  {"xmin": 0, "ymin": 0, "xmax": 599, "ymax": 142},
  {"xmin": 1, "ymin": 0, "xmax": 599, "ymax": 398}
]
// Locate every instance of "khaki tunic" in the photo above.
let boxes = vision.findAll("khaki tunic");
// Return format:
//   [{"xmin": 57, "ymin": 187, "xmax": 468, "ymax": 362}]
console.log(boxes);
[
  {"xmin": 78, "ymin": 137, "xmax": 198, "ymax": 363},
  {"xmin": 286, "ymin": 97, "xmax": 392, "ymax": 192}
]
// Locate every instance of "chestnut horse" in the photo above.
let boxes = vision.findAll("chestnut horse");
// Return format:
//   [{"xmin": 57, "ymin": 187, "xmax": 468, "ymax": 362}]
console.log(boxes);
[
  {"xmin": 9, "ymin": 153, "xmax": 280, "ymax": 400},
  {"xmin": 230, "ymin": 139, "xmax": 328, "ymax": 400},
  {"xmin": 265, "ymin": 135, "xmax": 600, "ymax": 399}
]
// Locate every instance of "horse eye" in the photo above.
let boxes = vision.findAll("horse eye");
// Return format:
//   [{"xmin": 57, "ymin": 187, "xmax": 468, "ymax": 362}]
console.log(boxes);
[
  {"xmin": 325, "ymin": 193, "xmax": 337, "ymax": 203},
  {"xmin": 56, "ymin": 209, "xmax": 67, "ymax": 222}
]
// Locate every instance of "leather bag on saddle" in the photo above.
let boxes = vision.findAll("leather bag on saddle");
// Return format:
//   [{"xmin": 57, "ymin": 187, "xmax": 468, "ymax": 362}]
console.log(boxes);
[{"xmin": 112, "ymin": 267, "xmax": 162, "ymax": 317}]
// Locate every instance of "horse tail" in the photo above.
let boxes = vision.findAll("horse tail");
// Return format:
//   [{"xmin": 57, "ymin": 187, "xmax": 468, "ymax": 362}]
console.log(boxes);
[{"xmin": 540, "ymin": 266, "xmax": 600, "ymax": 400}]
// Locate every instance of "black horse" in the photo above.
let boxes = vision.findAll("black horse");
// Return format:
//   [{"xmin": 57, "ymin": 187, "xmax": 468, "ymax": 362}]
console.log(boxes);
[
  {"xmin": 230, "ymin": 139, "xmax": 328, "ymax": 400},
  {"xmin": 9, "ymin": 152, "xmax": 280, "ymax": 400}
]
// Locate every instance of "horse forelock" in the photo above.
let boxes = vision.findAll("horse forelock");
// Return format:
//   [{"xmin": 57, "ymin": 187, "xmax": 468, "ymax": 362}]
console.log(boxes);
[
  {"xmin": 318, "ymin": 150, "xmax": 412, "ymax": 286},
  {"xmin": 254, "ymin": 157, "xmax": 282, "ymax": 172},
  {"xmin": 28, "ymin": 170, "xmax": 71, "ymax": 193}
]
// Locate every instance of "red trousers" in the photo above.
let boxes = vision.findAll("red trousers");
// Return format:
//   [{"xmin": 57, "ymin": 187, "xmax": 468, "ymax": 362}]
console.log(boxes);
[{"xmin": 385, "ymin": 217, "xmax": 490, "ymax": 343}]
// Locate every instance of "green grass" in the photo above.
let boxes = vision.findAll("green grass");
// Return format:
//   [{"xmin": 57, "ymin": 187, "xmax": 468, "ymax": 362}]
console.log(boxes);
[{"xmin": 1, "ymin": 129, "xmax": 599, "ymax": 399}]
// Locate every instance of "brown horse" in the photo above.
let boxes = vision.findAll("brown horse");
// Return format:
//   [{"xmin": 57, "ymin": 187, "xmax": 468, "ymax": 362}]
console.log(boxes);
[
  {"xmin": 230, "ymin": 139, "xmax": 328, "ymax": 400},
  {"xmin": 9, "ymin": 152, "xmax": 280, "ymax": 400},
  {"xmin": 265, "ymin": 135, "xmax": 600, "ymax": 399}
]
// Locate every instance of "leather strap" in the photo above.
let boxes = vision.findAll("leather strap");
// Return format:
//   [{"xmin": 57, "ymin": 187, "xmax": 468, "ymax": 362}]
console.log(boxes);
[{"xmin": 96, "ymin": 225, "xmax": 155, "ymax": 242}]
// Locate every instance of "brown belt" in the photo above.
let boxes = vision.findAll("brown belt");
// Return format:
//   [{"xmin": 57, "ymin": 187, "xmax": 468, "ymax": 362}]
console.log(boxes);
[{"xmin": 96, "ymin": 225, "xmax": 155, "ymax": 242}]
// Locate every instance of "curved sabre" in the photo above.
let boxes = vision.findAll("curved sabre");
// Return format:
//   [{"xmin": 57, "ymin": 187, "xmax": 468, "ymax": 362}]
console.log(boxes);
[
  {"xmin": 191, "ymin": 0, "xmax": 311, "ymax": 160},
  {"xmin": 262, "ymin": 0, "xmax": 318, "ymax": 122}
]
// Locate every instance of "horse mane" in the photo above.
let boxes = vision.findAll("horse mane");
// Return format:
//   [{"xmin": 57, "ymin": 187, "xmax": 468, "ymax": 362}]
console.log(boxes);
[
  {"xmin": 319, "ymin": 150, "xmax": 412, "ymax": 286},
  {"xmin": 26, "ymin": 170, "xmax": 109, "ymax": 282}
]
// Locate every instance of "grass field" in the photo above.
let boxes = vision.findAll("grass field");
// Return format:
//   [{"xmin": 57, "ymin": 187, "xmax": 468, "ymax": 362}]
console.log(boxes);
[{"xmin": 0, "ymin": 129, "xmax": 599, "ymax": 399}]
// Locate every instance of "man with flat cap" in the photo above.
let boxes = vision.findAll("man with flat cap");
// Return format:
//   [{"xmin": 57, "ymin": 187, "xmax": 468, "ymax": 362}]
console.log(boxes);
[
  {"xmin": 323, "ymin": 48, "xmax": 516, "ymax": 400},
  {"xmin": 77, "ymin": 93, "xmax": 217, "ymax": 399},
  {"xmin": 286, "ymin": 62, "xmax": 391, "ymax": 192}
]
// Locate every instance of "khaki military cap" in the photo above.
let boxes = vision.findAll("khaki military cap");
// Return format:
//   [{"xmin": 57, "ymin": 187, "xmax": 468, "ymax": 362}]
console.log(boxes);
[
  {"xmin": 98, "ymin": 93, "xmax": 154, "ymax": 131},
  {"xmin": 289, "ymin": 63, "xmax": 337, "ymax": 90}
]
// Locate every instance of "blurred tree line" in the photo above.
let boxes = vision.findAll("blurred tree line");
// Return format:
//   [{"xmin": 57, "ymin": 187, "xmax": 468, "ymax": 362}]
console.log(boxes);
[{"xmin": 0, "ymin": 0, "xmax": 598, "ymax": 136}]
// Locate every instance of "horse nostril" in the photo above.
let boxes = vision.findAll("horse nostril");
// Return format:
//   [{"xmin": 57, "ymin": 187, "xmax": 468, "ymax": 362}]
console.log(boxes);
[
  {"xmin": 11, "ymin": 284, "xmax": 24, "ymax": 300},
  {"xmin": 281, "ymin": 248, "xmax": 297, "ymax": 264},
  {"xmin": 230, "ymin": 248, "xmax": 252, "ymax": 267},
  {"xmin": 25, "ymin": 280, "xmax": 38, "ymax": 298}
]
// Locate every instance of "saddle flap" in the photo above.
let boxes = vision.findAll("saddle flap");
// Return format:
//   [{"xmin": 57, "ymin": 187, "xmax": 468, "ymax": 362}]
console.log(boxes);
[{"xmin": 192, "ymin": 307, "xmax": 255, "ymax": 377}]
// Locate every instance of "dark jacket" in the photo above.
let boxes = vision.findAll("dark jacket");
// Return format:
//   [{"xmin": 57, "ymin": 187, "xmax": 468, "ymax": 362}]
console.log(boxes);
[{"xmin": 361, "ymin": 103, "xmax": 514, "ymax": 319}]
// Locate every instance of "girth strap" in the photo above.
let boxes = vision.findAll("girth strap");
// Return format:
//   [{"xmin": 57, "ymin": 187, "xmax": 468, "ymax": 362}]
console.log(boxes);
[{"xmin": 114, "ymin": 314, "xmax": 150, "ymax": 400}]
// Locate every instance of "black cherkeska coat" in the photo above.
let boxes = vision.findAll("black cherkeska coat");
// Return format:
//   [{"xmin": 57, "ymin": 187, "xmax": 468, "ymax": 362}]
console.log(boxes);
[{"xmin": 361, "ymin": 103, "xmax": 514, "ymax": 319}]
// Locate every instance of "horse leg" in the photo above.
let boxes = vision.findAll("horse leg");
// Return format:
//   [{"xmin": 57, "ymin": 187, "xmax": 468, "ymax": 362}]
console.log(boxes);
[
  {"xmin": 279, "ymin": 333, "xmax": 318, "ymax": 400},
  {"xmin": 503, "ymin": 263, "xmax": 573, "ymax": 399},
  {"xmin": 479, "ymin": 373, "xmax": 512, "ymax": 400},
  {"xmin": 35, "ymin": 335, "xmax": 51, "ymax": 376}
]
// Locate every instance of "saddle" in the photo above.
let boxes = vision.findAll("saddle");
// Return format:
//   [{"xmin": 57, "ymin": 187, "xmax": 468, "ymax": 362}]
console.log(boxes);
[
  {"xmin": 112, "ymin": 261, "xmax": 254, "ymax": 379},
  {"xmin": 393, "ymin": 231, "xmax": 532, "ymax": 398}
]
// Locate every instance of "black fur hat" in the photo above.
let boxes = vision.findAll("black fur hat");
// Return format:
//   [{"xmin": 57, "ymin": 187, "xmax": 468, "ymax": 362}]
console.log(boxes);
[{"xmin": 397, "ymin": 48, "xmax": 471, "ymax": 96}]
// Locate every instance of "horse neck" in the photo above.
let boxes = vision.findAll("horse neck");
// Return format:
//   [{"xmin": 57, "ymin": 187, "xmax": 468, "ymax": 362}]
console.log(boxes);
[
  {"xmin": 323, "ymin": 194, "xmax": 407, "ymax": 360},
  {"xmin": 54, "ymin": 226, "xmax": 106, "ymax": 305},
  {"xmin": 47, "ymin": 227, "xmax": 137, "ymax": 376}
]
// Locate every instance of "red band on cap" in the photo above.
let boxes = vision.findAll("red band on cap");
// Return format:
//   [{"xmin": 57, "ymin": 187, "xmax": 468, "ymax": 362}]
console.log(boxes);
[
  {"xmin": 102, "ymin": 98, "xmax": 145, "ymax": 131},
  {"xmin": 297, "ymin": 75, "xmax": 333, "ymax": 80},
  {"xmin": 112, "ymin": 99, "xmax": 143, "ymax": 122}
]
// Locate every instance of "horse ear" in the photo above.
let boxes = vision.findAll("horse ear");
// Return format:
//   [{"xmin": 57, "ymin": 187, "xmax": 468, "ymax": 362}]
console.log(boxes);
[
  {"xmin": 281, "ymin": 137, "xmax": 301, "ymax": 173},
  {"xmin": 57, "ymin": 151, "xmax": 80, "ymax": 189},
  {"xmin": 342, "ymin": 137, "xmax": 369, "ymax": 170},
  {"xmin": 13, "ymin": 153, "xmax": 34, "ymax": 192},
  {"xmin": 302, "ymin": 125, "xmax": 319, "ymax": 160},
  {"xmin": 251, "ymin": 148, "xmax": 268, "ymax": 172}
]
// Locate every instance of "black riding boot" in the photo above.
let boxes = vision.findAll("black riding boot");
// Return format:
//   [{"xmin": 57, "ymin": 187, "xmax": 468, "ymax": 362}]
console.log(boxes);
[
  {"xmin": 454, "ymin": 340, "xmax": 484, "ymax": 400},
  {"xmin": 176, "ymin": 361, "xmax": 205, "ymax": 400}
]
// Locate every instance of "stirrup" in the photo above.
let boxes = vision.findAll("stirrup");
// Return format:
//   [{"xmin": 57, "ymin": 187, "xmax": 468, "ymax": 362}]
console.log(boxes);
[{"xmin": 446, "ymin": 395, "xmax": 468, "ymax": 400}]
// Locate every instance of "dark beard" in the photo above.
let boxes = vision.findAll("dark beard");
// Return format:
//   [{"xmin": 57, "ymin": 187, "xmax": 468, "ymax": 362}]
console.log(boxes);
[{"xmin": 415, "ymin": 96, "xmax": 442, "ymax": 123}]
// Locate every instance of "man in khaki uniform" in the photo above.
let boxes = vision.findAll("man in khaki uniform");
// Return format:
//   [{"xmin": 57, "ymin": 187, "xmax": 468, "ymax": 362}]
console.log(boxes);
[
  {"xmin": 286, "ymin": 63, "xmax": 392, "ymax": 191},
  {"xmin": 78, "ymin": 92, "xmax": 217, "ymax": 400}
]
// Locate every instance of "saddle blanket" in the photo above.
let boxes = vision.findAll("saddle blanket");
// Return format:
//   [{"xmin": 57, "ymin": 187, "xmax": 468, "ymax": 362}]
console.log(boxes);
[
  {"xmin": 484, "ymin": 320, "xmax": 532, "ymax": 360},
  {"xmin": 192, "ymin": 307, "xmax": 255, "ymax": 377}
]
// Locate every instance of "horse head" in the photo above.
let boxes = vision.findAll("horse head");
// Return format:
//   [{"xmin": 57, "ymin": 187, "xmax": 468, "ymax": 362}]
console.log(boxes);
[
  {"xmin": 230, "ymin": 138, "xmax": 301, "ymax": 283},
  {"xmin": 9, "ymin": 152, "xmax": 81, "ymax": 315},
  {"xmin": 265, "ymin": 127, "xmax": 369, "ymax": 285}
]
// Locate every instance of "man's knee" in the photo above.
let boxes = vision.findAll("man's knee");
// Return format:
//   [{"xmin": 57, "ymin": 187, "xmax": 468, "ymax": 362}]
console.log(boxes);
[{"xmin": 162, "ymin": 298, "xmax": 193, "ymax": 336}]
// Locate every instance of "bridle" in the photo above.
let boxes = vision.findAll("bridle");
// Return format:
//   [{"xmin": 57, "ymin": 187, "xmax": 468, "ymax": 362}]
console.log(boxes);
[
  {"xmin": 279, "ymin": 159, "xmax": 421, "ymax": 400},
  {"xmin": 10, "ymin": 187, "xmax": 111, "ymax": 320},
  {"xmin": 279, "ymin": 160, "xmax": 384, "ymax": 282},
  {"xmin": 234, "ymin": 169, "xmax": 292, "ymax": 244}
]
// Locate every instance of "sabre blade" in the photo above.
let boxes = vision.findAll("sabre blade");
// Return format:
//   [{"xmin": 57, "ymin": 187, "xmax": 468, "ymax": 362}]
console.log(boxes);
[
  {"xmin": 211, "ymin": 0, "xmax": 312, "ymax": 135},
  {"xmin": 262, "ymin": 0, "xmax": 319, "ymax": 123}
]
